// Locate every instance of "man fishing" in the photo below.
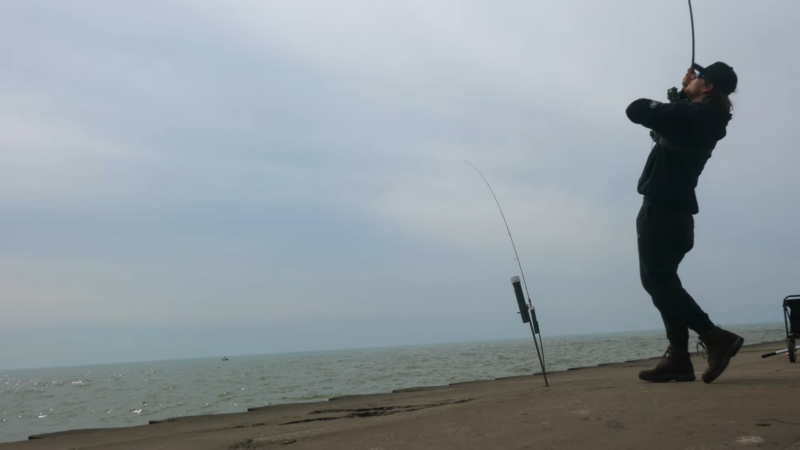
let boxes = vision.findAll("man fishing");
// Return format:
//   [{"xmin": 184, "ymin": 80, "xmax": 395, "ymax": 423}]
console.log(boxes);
[{"xmin": 625, "ymin": 62, "xmax": 743, "ymax": 384}]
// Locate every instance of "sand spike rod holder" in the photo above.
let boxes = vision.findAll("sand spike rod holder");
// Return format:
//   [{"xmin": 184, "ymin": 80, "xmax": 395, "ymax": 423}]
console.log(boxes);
[{"xmin": 465, "ymin": 160, "xmax": 549, "ymax": 387}]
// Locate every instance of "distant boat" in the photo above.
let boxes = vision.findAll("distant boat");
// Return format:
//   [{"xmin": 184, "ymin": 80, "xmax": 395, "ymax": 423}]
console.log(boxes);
[{"xmin": 222, "ymin": 357, "xmax": 229, "ymax": 361}]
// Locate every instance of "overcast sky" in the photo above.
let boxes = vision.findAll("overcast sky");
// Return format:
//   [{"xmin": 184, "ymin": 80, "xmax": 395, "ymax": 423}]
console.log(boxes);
[{"xmin": 2, "ymin": 0, "xmax": 798, "ymax": 370}]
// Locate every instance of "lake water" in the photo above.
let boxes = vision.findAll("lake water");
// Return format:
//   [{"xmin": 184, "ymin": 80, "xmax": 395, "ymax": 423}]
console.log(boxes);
[{"xmin": 0, "ymin": 323, "xmax": 786, "ymax": 444}]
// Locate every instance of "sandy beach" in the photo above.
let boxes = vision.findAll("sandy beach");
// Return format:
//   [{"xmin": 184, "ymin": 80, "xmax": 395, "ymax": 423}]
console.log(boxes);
[{"xmin": 2, "ymin": 340, "xmax": 798, "ymax": 450}]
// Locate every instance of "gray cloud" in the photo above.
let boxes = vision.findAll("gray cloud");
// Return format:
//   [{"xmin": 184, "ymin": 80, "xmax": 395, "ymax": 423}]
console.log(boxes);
[{"xmin": 1, "ymin": 0, "xmax": 798, "ymax": 369}]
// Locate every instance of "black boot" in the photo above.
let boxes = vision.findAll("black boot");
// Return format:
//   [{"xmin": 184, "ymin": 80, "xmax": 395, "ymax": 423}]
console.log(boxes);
[
  {"xmin": 697, "ymin": 326, "xmax": 744, "ymax": 384},
  {"xmin": 639, "ymin": 345, "xmax": 696, "ymax": 382}
]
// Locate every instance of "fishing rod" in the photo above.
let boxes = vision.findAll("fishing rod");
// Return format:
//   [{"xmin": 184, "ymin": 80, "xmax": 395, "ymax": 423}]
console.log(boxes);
[
  {"xmin": 761, "ymin": 346, "xmax": 800, "ymax": 359},
  {"xmin": 465, "ymin": 160, "xmax": 549, "ymax": 387},
  {"xmin": 689, "ymin": 0, "xmax": 695, "ymax": 67},
  {"xmin": 688, "ymin": 0, "xmax": 708, "ymax": 76},
  {"xmin": 661, "ymin": 1, "xmax": 699, "ymax": 132},
  {"xmin": 667, "ymin": 0, "xmax": 699, "ymax": 102}
]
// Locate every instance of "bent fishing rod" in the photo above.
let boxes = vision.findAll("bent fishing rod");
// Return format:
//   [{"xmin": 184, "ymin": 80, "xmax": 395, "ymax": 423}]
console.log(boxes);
[
  {"xmin": 689, "ymin": 0, "xmax": 695, "ymax": 68},
  {"xmin": 688, "ymin": 0, "xmax": 711, "ymax": 76},
  {"xmin": 657, "ymin": 0, "xmax": 700, "ymax": 140},
  {"xmin": 465, "ymin": 160, "xmax": 549, "ymax": 387}
]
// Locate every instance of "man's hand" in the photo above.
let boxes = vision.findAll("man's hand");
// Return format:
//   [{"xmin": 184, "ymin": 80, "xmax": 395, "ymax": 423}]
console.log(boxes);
[{"xmin": 681, "ymin": 67, "xmax": 696, "ymax": 88}]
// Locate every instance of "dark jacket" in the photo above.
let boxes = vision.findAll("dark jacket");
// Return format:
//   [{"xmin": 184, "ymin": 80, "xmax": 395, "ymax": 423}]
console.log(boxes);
[{"xmin": 626, "ymin": 90, "xmax": 732, "ymax": 214}]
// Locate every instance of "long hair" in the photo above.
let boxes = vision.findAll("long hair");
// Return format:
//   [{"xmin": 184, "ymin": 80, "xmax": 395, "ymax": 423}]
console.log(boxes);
[{"xmin": 704, "ymin": 80, "xmax": 734, "ymax": 113}]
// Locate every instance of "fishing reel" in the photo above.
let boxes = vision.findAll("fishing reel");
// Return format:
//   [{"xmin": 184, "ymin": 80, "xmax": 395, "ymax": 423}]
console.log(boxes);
[{"xmin": 667, "ymin": 87, "xmax": 680, "ymax": 102}]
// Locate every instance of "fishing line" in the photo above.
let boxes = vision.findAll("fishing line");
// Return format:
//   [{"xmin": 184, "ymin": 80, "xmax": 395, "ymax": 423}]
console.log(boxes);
[{"xmin": 465, "ymin": 160, "xmax": 548, "ymax": 386}]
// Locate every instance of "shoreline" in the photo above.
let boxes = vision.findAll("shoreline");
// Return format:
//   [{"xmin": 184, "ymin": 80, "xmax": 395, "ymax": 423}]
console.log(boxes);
[{"xmin": 2, "ymin": 339, "xmax": 798, "ymax": 449}]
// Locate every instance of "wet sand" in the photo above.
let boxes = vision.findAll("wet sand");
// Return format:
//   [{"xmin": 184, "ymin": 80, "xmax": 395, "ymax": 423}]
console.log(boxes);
[{"xmin": 2, "ymin": 340, "xmax": 799, "ymax": 450}]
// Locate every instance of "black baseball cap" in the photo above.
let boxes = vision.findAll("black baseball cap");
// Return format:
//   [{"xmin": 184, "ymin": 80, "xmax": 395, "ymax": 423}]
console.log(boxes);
[{"xmin": 692, "ymin": 62, "xmax": 738, "ymax": 95}]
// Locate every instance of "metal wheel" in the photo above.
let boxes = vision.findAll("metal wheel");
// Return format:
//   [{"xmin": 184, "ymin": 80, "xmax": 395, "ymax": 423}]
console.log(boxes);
[{"xmin": 789, "ymin": 338, "xmax": 797, "ymax": 363}]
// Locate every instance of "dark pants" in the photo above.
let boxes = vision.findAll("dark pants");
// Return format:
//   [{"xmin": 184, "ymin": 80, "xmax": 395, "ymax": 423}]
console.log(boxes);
[{"xmin": 637, "ymin": 201, "xmax": 714, "ymax": 351}]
